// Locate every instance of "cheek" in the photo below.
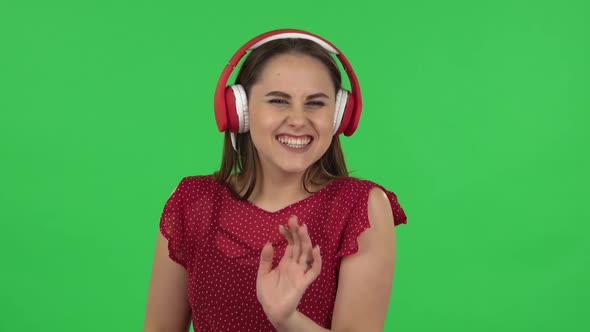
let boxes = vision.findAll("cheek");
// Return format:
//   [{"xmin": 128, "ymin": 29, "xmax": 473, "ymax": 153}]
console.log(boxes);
[
  {"xmin": 248, "ymin": 107, "xmax": 280, "ymax": 144},
  {"xmin": 318, "ymin": 111, "xmax": 336, "ymax": 133},
  {"xmin": 248, "ymin": 103, "xmax": 272, "ymax": 128}
]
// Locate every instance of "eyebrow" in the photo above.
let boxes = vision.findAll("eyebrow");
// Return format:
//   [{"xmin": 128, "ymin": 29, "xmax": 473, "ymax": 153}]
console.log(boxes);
[{"xmin": 264, "ymin": 91, "xmax": 329, "ymax": 100}]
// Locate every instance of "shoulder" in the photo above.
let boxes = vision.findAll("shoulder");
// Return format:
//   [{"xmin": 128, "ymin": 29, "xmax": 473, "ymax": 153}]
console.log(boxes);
[
  {"xmin": 166, "ymin": 174, "xmax": 221, "ymax": 201},
  {"xmin": 328, "ymin": 176, "xmax": 393, "ymax": 201},
  {"xmin": 330, "ymin": 176, "xmax": 385, "ymax": 189},
  {"xmin": 366, "ymin": 187, "xmax": 396, "ymax": 229},
  {"xmin": 176, "ymin": 174, "xmax": 218, "ymax": 188},
  {"xmin": 330, "ymin": 176, "xmax": 407, "ymax": 226}
]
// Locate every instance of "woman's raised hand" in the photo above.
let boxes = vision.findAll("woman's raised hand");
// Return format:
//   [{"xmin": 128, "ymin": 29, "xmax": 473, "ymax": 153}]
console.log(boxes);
[{"xmin": 256, "ymin": 215, "xmax": 322, "ymax": 327}]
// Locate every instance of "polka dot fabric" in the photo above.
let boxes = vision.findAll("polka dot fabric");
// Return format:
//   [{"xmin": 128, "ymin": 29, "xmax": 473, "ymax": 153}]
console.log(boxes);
[{"xmin": 159, "ymin": 175, "xmax": 407, "ymax": 331}]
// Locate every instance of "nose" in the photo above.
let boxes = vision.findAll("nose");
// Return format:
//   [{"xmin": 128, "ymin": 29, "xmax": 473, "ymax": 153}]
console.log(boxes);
[{"xmin": 286, "ymin": 104, "xmax": 307, "ymax": 128}]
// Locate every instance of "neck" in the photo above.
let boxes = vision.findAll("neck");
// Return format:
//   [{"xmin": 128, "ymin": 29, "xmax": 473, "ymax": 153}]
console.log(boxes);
[{"xmin": 247, "ymin": 166, "xmax": 316, "ymax": 213}]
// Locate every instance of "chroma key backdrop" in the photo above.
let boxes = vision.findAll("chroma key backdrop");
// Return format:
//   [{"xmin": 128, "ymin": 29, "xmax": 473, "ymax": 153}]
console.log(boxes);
[{"xmin": 0, "ymin": 0, "xmax": 588, "ymax": 331}]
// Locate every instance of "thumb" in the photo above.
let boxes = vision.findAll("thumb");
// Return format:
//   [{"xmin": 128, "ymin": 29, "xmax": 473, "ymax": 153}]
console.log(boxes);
[{"xmin": 258, "ymin": 242, "xmax": 274, "ymax": 277}]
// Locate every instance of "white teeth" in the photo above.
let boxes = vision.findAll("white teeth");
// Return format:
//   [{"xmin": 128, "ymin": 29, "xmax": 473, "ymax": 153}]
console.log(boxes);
[{"xmin": 277, "ymin": 136, "xmax": 312, "ymax": 149}]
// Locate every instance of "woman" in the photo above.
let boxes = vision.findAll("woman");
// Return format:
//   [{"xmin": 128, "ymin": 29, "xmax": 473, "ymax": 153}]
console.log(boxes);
[{"xmin": 144, "ymin": 29, "xmax": 408, "ymax": 332}]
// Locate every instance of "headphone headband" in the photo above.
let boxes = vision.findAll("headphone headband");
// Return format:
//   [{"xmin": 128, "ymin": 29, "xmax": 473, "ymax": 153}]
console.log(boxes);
[
  {"xmin": 214, "ymin": 29, "xmax": 362, "ymax": 136},
  {"xmin": 250, "ymin": 33, "xmax": 339, "ymax": 54}
]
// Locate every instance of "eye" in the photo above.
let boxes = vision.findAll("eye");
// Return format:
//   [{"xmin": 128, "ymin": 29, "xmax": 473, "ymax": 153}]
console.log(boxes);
[
  {"xmin": 269, "ymin": 99, "xmax": 288, "ymax": 105},
  {"xmin": 307, "ymin": 100, "xmax": 325, "ymax": 107}
]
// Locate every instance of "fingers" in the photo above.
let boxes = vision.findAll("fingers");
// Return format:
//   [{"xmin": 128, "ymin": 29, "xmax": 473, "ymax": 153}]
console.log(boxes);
[
  {"xmin": 279, "ymin": 224, "xmax": 293, "ymax": 244},
  {"xmin": 279, "ymin": 224, "xmax": 293, "ymax": 259},
  {"xmin": 279, "ymin": 216, "xmax": 300, "ymax": 259},
  {"xmin": 258, "ymin": 242, "xmax": 274, "ymax": 278},
  {"xmin": 298, "ymin": 224, "xmax": 313, "ymax": 266},
  {"xmin": 305, "ymin": 245, "xmax": 322, "ymax": 284},
  {"xmin": 278, "ymin": 215, "xmax": 318, "ymax": 274},
  {"xmin": 289, "ymin": 216, "xmax": 302, "ymax": 260}
]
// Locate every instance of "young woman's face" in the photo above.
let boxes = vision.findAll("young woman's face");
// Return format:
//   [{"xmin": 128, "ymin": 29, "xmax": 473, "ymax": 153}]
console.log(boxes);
[{"xmin": 247, "ymin": 53, "xmax": 336, "ymax": 178}]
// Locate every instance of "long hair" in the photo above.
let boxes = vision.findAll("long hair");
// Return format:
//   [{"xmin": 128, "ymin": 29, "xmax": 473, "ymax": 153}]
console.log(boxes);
[{"xmin": 213, "ymin": 38, "xmax": 350, "ymax": 200}]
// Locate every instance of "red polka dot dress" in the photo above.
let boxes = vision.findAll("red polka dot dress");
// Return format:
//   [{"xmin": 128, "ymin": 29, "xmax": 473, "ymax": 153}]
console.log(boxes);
[{"xmin": 159, "ymin": 175, "xmax": 407, "ymax": 331}]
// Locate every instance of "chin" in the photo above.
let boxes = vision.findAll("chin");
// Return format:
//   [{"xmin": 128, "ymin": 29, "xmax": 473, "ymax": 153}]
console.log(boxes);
[{"xmin": 275, "ymin": 159, "xmax": 313, "ymax": 175}]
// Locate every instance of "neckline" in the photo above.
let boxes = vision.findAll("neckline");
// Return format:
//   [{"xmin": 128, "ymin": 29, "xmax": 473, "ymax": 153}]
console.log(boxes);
[{"xmin": 208, "ymin": 175, "xmax": 345, "ymax": 215}]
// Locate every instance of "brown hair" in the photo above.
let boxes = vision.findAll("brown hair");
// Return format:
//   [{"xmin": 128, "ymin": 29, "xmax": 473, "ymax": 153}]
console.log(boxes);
[{"xmin": 213, "ymin": 38, "xmax": 349, "ymax": 199}]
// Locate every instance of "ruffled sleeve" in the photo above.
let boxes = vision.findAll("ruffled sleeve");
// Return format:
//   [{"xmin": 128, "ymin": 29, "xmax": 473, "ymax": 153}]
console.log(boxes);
[
  {"xmin": 335, "ymin": 181, "xmax": 407, "ymax": 262},
  {"xmin": 159, "ymin": 177, "xmax": 190, "ymax": 269}
]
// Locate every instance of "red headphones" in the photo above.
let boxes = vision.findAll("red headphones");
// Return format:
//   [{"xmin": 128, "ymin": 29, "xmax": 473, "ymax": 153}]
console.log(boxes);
[{"xmin": 214, "ymin": 29, "xmax": 363, "ymax": 147}]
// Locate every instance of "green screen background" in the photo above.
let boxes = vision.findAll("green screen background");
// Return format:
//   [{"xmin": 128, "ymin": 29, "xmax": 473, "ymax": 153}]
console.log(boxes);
[{"xmin": 1, "ymin": 0, "xmax": 588, "ymax": 331}]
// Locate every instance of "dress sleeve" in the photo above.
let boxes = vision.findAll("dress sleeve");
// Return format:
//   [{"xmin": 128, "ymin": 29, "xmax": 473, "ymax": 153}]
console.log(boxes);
[
  {"xmin": 159, "ymin": 177, "xmax": 189, "ymax": 269},
  {"xmin": 335, "ymin": 182, "xmax": 407, "ymax": 261}
]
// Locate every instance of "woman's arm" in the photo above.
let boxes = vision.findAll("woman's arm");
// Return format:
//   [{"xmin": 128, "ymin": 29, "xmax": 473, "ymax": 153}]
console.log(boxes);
[
  {"xmin": 330, "ymin": 187, "xmax": 397, "ymax": 331},
  {"xmin": 275, "ymin": 187, "xmax": 397, "ymax": 332},
  {"xmin": 143, "ymin": 230, "xmax": 192, "ymax": 332}
]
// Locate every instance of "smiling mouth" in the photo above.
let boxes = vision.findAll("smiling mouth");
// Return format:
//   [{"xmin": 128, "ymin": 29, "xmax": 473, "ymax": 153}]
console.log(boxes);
[{"xmin": 275, "ymin": 135, "xmax": 313, "ymax": 149}]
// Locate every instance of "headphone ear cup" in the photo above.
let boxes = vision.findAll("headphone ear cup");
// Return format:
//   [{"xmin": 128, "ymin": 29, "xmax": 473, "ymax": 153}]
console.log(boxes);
[
  {"xmin": 231, "ymin": 84, "xmax": 248, "ymax": 133},
  {"xmin": 342, "ymin": 91, "xmax": 358, "ymax": 136},
  {"xmin": 333, "ymin": 89, "xmax": 346, "ymax": 135},
  {"xmin": 334, "ymin": 89, "xmax": 355, "ymax": 135},
  {"xmin": 224, "ymin": 86, "xmax": 239, "ymax": 132},
  {"xmin": 224, "ymin": 84, "xmax": 249, "ymax": 133},
  {"xmin": 233, "ymin": 85, "xmax": 249, "ymax": 133}
]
